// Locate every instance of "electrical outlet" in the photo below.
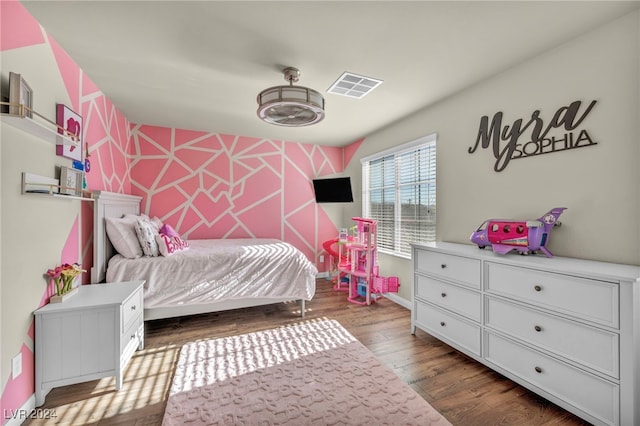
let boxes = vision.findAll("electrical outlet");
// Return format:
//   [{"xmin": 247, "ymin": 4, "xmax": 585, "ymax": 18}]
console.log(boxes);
[
  {"xmin": 319, "ymin": 255, "xmax": 325, "ymax": 263},
  {"xmin": 12, "ymin": 353, "xmax": 22, "ymax": 380}
]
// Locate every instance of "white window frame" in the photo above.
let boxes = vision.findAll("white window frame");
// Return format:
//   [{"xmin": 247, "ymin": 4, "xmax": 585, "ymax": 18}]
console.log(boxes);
[{"xmin": 361, "ymin": 133, "xmax": 437, "ymax": 258}]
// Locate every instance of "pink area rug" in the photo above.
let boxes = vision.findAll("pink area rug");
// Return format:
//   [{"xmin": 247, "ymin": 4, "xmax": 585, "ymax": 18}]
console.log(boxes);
[{"xmin": 163, "ymin": 319, "xmax": 451, "ymax": 425}]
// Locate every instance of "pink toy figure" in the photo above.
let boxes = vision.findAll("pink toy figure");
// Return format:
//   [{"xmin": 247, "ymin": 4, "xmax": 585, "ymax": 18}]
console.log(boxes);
[{"xmin": 470, "ymin": 207, "xmax": 566, "ymax": 258}]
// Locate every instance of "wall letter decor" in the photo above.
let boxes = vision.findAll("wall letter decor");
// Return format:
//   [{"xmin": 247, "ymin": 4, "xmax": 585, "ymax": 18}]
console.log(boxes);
[{"xmin": 468, "ymin": 100, "xmax": 598, "ymax": 172}]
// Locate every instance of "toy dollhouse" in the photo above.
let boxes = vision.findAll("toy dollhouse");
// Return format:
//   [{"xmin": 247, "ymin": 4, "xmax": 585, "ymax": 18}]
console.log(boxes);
[{"xmin": 326, "ymin": 217, "xmax": 399, "ymax": 305}]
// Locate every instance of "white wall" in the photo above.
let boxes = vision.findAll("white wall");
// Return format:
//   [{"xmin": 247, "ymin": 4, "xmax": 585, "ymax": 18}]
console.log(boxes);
[
  {"xmin": 344, "ymin": 10, "xmax": 640, "ymax": 302},
  {"xmin": 1, "ymin": 43, "xmax": 79, "ymax": 401}
]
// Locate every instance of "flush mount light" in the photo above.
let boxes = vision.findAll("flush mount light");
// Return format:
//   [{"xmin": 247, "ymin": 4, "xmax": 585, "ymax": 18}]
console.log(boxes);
[
  {"xmin": 327, "ymin": 72, "xmax": 383, "ymax": 99},
  {"xmin": 257, "ymin": 67, "xmax": 325, "ymax": 127}
]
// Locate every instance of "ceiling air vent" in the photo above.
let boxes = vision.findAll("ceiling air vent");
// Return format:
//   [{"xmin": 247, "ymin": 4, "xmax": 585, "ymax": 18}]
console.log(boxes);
[{"xmin": 327, "ymin": 72, "xmax": 383, "ymax": 99}]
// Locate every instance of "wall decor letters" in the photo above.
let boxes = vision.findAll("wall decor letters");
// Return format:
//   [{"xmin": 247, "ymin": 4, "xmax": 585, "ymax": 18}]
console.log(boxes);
[{"xmin": 468, "ymin": 100, "xmax": 598, "ymax": 172}]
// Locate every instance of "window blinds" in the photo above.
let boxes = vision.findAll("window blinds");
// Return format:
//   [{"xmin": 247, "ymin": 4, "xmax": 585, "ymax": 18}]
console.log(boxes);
[{"xmin": 362, "ymin": 135, "xmax": 436, "ymax": 257}]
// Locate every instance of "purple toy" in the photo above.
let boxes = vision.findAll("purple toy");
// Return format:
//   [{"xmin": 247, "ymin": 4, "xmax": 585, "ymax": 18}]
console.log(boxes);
[{"xmin": 470, "ymin": 207, "xmax": 566, "ymax": 258}]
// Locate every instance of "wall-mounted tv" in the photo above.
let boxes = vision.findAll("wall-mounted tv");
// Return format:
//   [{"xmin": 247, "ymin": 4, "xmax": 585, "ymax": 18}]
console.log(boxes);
[{"xmin": 312, "ymin": 177, "xmax": 354, "ymax": 203}]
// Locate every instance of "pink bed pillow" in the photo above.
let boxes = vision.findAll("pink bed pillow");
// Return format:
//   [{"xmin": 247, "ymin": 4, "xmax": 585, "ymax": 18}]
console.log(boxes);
[
  {"xmin": 156, "ymin": 233, "xmax": 190, "ymax": 256},
  {"xmin": 159, "ymin": 223, "xmax": 180, "ymax": 238}
]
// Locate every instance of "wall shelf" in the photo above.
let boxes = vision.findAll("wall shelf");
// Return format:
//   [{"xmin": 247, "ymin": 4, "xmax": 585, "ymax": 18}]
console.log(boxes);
[
  {"xmin": 23, "ymin": 191, "xmax": 94, "ymax": 202},
  {"xmin": 1, "ymin": 102, "xmax": 80, "ymax": 148},
  {"xmin": 21, "ymin": 172, "xmax": 93, "ymax": 202}
]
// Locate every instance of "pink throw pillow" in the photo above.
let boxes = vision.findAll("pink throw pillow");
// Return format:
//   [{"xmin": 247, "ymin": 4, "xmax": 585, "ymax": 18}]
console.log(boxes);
[
  {"xmin": 159, "ymin": 223, "xmax": 180, "ymax": 238},
  {"xmin": 156, "ymin": 233, "xmax": 190, "ymax": 257}
]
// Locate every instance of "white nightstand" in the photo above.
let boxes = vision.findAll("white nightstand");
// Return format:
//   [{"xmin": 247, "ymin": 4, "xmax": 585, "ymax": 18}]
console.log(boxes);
[{"xmin": 34, "ymin": 280, "xmax": 145, "ymax": 406}]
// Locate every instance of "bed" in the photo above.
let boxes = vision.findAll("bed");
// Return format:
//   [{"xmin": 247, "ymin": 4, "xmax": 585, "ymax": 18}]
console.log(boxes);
[{"xmin": 91, "ymin": 190, "xmax": 317, "ymax": 320}]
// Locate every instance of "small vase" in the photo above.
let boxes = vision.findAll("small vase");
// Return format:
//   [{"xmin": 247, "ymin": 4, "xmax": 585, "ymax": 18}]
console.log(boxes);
[{"xmin": 50, "ymin": 287, "xmax": 79, "ymax": 303}]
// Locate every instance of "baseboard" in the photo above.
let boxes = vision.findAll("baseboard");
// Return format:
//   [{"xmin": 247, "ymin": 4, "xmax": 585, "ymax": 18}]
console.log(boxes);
[
  {"xmin": 3, "ymin": 394, "xmax": 36, "ymax": 425},
  {"xmin": 382, "ymin": 292, "xmax": 412, "ymax": 310}
]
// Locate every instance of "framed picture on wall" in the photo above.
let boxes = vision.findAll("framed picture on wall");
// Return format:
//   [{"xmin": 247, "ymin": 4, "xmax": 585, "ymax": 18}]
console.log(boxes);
[
  {"xmin": 8, "ymin": 72, "xmax": 33, "ymax": 118},
  {"xmin": 56, "ymin": 104, "xmax": 83, "ymax": 162},
  {"xmin": 59, "ymin": 166, "xmax": 83, "ymax": 196}
]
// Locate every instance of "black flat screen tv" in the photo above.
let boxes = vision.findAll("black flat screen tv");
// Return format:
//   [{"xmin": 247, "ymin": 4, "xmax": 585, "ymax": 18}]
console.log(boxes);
[{"xmin": 312, "ymin": 177, "xmax": 353, "ymax": 203}]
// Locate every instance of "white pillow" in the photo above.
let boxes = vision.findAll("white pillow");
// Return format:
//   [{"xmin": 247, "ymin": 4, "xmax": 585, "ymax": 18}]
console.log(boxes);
[
  {"xmin": 150, "ymin": 216, "xmax": 163, "ymax": 231},
  {"xmin": 105, "ymin": 215, "xmax": 143, "ymax": 259},
  {"xmin": 135, "ymin": 218, "xmax": 160, "ymax": 257}
]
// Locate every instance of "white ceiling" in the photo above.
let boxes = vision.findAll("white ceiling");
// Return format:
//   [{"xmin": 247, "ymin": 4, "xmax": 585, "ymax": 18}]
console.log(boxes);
[{"xmin": 22, "ymin": 1, "xmax": 639, "ymax": 147}]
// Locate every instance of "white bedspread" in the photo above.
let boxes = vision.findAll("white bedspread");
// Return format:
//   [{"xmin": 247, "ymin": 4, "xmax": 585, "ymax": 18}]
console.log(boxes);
[{"xmin": 106, "ymin": 239, "xmax": 317, "ymax": 310}]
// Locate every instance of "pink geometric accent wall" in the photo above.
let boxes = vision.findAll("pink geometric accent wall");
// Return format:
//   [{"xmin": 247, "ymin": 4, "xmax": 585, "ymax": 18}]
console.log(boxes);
[
  {"xmin": 48, "ymin": 32, "xmax": 133, "ymax": 285},
  {"xmin": 130, "ymin": 125, "xmax": 344, "ymax": 264},
  {"xmin": 0, "ymin": 0, "xmax": 45, "ymax": 51}
]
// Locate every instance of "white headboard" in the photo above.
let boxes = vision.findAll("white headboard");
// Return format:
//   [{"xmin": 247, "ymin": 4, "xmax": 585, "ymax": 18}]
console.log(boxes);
[{"xmin": 92, "ymin": 190, "xmax": 142, "ymax": 283}]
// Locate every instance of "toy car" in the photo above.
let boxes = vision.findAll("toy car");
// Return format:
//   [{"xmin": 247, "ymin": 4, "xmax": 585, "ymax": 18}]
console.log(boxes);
[{"xmin": 470, "ymin": 207, "xmax": 566, "ymax": 258}]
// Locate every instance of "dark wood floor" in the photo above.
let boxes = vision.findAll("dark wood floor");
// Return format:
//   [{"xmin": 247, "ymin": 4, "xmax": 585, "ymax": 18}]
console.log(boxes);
[{"xmin": 26, "ymin": 279, "xmax": 590, "ymax": 425}]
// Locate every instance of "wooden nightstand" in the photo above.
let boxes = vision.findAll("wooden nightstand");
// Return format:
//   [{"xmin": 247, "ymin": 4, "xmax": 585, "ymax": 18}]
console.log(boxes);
[{"xmin": 34, "ymin": 280, "xmax": 145, "ymax": 406}]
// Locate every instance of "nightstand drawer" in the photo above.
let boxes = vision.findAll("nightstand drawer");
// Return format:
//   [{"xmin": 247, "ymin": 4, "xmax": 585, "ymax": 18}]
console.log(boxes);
[
  {"xmin": 415, "ymin": 275, "xmax": 481, "ymax": 321},
  {"xmin": 121, "ymin": 313, "xmax": 143, "ymax": 355},
  {"xmin": 122, "ymin": 286, "xmax": 143, "ymax": 330},
  {"xmin": 415, "ymin": 300, "xmax": 481, "ymax": 356},
  {"xmin": 486, "ymin": 263, "xmax": 618, "ymax": 328},
  {"xmin": 486, "ymin": 297, "xmax": 619, "ymax": 378},
  {"xmin": 415, "ymin": 250, "xmax": 481, "ymax": 289},
  {"xmin": 484, "ymin": 332, "xmax": 618, "ymax": 426}
]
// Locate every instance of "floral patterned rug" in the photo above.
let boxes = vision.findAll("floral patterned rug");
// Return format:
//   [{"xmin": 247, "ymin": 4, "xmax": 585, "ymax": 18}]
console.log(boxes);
[{"xmin": 163, "ymin": 319, "xmax": 451, "ymax": 425}]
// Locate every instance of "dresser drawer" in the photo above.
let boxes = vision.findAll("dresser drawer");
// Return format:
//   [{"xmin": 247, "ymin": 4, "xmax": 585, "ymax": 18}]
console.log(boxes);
[
  {"xmin": 485, "ymin": 332, "xmax": 618, "ymax": 426},
  {"xmin": 415, "ymin": 300, "xmax": 481, "ymax": 356},
  {"xmin": 486, "ymin": 263, "xmax": 619, "ymax": 328},
  {"xmin": 122, "ymin": 286, "xmax": 143, "ymax": 330},
  {"xmin": 486, "ymin": 297, "xmax": 619, "ymax": 378},
  {"xmin": 415, "ymin": 275, "xmax": 481, "ymax": 321},
  {"xmin": 415, "ymin": 249, "xmax": 481, "ymax": 289}
]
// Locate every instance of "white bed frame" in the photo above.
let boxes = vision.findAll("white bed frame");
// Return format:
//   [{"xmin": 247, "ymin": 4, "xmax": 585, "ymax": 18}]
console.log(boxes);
[{"xmin": 92, "ymin": 190, "xmax": 307, "ymax": 320}]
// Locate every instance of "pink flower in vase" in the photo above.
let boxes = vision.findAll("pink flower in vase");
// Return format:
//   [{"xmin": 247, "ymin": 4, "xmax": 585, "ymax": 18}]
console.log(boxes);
[{"xmin": 45, "ymin": 263, "xmax": 85, "ymax": 296}]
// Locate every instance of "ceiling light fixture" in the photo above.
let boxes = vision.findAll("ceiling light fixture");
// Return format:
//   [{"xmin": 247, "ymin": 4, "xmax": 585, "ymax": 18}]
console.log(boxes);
[{"xmin": 257, "ymin": 67, "xmax": 325, "ymax": 127}]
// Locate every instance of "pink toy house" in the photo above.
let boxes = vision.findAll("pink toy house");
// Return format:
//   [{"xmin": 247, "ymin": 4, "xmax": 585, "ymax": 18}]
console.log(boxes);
[{"xmin": 334, "ymin": 217, "xmax": 399, "ymax": 305}]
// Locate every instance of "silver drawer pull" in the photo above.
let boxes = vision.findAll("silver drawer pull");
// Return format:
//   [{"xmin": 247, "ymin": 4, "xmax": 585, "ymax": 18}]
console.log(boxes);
[
  {"xmin": 534, "ymin": 325, "xmax": 542, "ymax": 332},
  {"xmin": 534, "ymin": 366, "xmax": 543, "ymax": 373},
  {"xmin": 441, "ymin": 292, "xmax": 447, "ymax": 298},
  {"xmin": 440, "ymin": 264, "xmax": 447, "ymax": 269},
  {"xmin": 534, "ymin": 285, "xmax": 542, "ymax": 292},
  {"xmin": 131, "ymin": 334, "xmax": 136, "ymax": 339},
  {"xmin": 131, "ymin": 305, "xmax": 136, "ymax": 311},
  {"xmin": 440, "ymin": 321, "xmax": 446, "ymax": 327}
]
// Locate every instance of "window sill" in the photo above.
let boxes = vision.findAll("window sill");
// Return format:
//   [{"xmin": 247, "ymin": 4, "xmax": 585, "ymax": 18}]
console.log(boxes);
[{"xmin": 378, "ymin": 249, "xmax": 411, "ymax": 260}]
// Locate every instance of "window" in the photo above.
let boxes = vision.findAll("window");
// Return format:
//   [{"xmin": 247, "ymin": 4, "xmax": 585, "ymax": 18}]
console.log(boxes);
[{"xmin": 361, "ymin": 134, "xmax": 436, "ymax": 258}]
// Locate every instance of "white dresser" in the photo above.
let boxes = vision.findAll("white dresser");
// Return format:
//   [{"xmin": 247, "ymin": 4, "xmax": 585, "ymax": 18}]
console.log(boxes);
[
  {"xmin": 34, "ymin": 280, "xmax": 145, "ymax": 406},
  {"xmin": 411, "ymin": 242, "xmax": 640, "ymax": 426}
]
